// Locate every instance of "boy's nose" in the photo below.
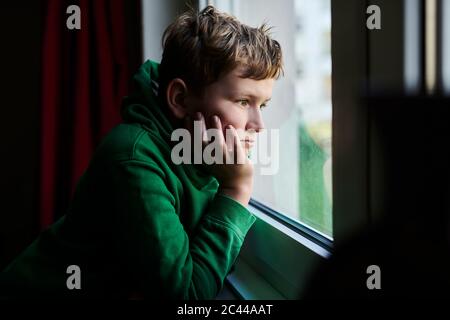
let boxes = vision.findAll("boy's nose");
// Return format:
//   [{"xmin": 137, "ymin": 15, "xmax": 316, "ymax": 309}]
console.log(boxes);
[{"xmin": 246, "ymin": 109, "xmax": 265, "ymax": 133}]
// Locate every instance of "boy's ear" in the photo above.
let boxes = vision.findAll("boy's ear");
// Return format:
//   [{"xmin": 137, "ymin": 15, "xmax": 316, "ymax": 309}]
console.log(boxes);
[{"xmin": 166, "ymin": 78, "xmax": 189, "ymax": 119}]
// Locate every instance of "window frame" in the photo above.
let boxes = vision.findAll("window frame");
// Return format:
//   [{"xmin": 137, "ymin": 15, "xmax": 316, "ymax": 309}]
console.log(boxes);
[
  {"xmin": 204, "ymin": 0, "xmax": 372, "ymax": 299},
  {"xmin": 216, "ymin": 0, "xmax": 406, "ymax": 299}
]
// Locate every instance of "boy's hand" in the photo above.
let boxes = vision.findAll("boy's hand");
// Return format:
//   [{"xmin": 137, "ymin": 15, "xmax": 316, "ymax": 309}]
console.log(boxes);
[{"xmin": 184, "ymin": 112, "xmax": 253, "ymax": 206}]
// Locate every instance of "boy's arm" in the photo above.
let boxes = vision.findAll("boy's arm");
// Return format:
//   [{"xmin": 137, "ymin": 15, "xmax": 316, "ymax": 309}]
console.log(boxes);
[{"xmin": 111, "ymin": 158, "xmax": 255, "ymax": 300}]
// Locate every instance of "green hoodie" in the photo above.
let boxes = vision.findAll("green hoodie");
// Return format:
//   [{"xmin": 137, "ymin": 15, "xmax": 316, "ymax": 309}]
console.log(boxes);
[{"xmin": 0, "ymin": 60, "xmax": 256, "ymax": 299}]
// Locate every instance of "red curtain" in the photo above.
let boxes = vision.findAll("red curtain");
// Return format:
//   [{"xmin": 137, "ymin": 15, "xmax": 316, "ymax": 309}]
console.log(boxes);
[{"xmin": 40, "ymin": 0, "xmax": 140, "ymax": 229}]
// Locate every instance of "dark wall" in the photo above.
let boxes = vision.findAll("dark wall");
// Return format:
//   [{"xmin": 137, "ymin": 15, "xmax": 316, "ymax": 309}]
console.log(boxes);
[
  {"xmin": 0, "ymin": 1, "xmax": 142, "ymax": 269},
  {"xmin": 0, "ymin": 2, "xmax": 44, "ymax": 269}
]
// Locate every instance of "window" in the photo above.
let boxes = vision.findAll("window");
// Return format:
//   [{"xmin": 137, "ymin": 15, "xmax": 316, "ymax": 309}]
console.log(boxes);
[
  {"xmin": 203, "ymin": 0, "xmax": 335, "ymax": 299},
  {"xmin": 444, "ymin": 0, "xmax": 450, "ymax": 94},
  {"xmin": 205, "ymin": 0, "xmax": 376, "ymax": 299},
  {"xmin": 293, "ymin": 0, "xmax": 332, "ymax": 237},
  {"xmin": 213, "ymin": 0, "xmax": 333, "ymax": 238}
]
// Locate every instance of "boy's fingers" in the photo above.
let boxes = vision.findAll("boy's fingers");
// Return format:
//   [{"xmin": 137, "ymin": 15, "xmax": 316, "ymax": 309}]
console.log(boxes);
[
  {"xmin": 193, "ymin": 112, "xmax": 201, "ymax": 136},
  {"xmin": 194, "ymin": 112, "xmax": 207, "ymax": 148},
  {"xmin": 225, "ymin": 125, "xmax": 246, "ymax": 164},
  {"xmin": 211, "ymin": 115, "xmax": 225, "ymax": 146},
  {"xmin": 224, "ymin": 125, "xmax": 235, "ymax": 163},
  {"xmin": 231, "ymin": 127, "xmax": 246, "ymax": 164},
  {"xmin": 200, "ymin": 113, "xmax": 208, "ymax": 144},
  {"xmin": 205, "ymin": 115, "xmax": 225, "ymax": 164}
]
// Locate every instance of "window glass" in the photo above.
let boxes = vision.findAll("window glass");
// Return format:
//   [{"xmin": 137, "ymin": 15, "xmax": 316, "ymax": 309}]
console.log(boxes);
[{"xmin": 213, "ymin": 0, "xmax": 333, "ymax": 238}]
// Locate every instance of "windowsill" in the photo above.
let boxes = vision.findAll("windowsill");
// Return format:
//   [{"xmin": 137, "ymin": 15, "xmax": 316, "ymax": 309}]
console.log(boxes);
[
  {"xmin": 216, "ymin": 281, "xmax": 240, "ymax": 300},
  {"xmin": 226, "ymin": 258, "xmax": 285, "ymax": 300},
  {"xmin": 226, "ymin": 201, "xmax": 332, "ymax": 299},
  {"xmin": 247, "ymin": 204, "xmax": 332, "ymax": 259}
]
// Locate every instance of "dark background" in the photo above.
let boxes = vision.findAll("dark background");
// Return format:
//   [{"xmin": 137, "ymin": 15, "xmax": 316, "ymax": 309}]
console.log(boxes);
[
  {"xmin": 0, "ymin": 1, "xmax": 45, "ymax": 270},
  {"xmin": 0, "ymin": 1, "xmax": 142, "ymax": 269}
]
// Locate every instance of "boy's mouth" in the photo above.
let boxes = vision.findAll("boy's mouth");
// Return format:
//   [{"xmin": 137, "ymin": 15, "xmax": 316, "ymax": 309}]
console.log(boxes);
[{"xmin": 241, "ymin": 139, "xmax": 255, "ymax": 148}]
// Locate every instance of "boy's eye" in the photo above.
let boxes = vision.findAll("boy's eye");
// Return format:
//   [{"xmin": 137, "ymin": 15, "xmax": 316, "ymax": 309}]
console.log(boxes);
[
  {"xmin": 260, "ymin": 102, "xmax": 268, "ymax": 109},
  {"xmin": 237, "ymin": 99, "xmax": 249, "ymax": 107}
]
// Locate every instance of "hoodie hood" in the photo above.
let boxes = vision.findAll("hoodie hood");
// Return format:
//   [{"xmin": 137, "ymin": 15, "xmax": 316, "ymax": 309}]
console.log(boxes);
[
  {"xmin": 120, "ymin": 60, "xmax": 217, "ymax": 187},
  {"xmin": 121, "ymin": 60, "xmax": 174, "ymax": 145}
]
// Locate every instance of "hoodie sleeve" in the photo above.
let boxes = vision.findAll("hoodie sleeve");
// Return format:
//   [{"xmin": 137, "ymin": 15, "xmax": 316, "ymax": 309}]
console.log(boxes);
[{"xmin": 111, "ymin": 158, "xmax": 255, "ymax": 300}]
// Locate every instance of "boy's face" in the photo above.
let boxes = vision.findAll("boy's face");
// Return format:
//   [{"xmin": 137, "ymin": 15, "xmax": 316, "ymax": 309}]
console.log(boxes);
[{"xmin": 185, "ymin": 66, "xmax": 274, "ymax": 150}]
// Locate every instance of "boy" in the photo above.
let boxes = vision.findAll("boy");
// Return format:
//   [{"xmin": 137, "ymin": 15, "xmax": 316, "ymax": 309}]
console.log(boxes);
[{"xmin": 0, "ymin": 5, "xmax": 283, "ymax": 299}]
